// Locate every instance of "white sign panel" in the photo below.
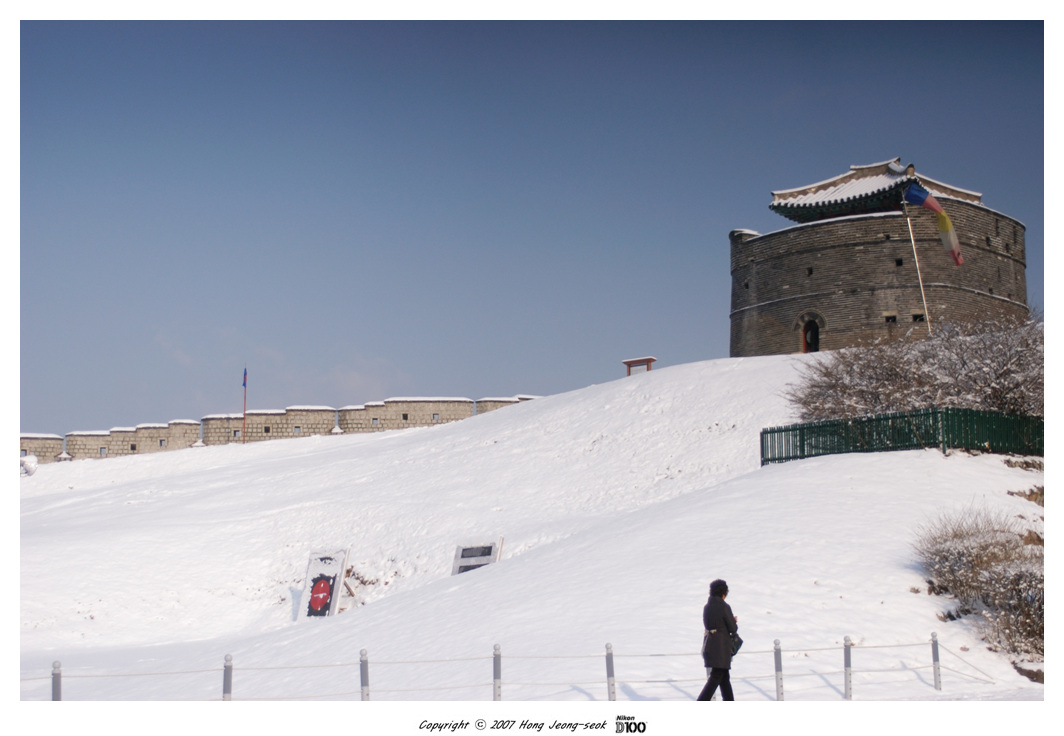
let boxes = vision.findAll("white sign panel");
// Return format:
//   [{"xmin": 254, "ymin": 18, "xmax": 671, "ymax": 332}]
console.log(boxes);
[
  {"xmin": 451, "ymin": 538, "xmax": 503, "ymax": 575},
  {"xmin": 299, "ymin": 548, "xmax": 350, "ymax": 619}
]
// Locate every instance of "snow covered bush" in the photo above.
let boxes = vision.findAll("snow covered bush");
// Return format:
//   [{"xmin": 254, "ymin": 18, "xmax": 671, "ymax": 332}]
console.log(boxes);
[
  {"xmin": 914, "ymin": 507, "xmax": 1043, "ymax": 658},
  {"xmin": 980, "ymin": 568, "xmax": 1044, "ymax": 658},
  {"xmin": 786, "ymin": 314, "xmax": 1043, "ymax": 421}
]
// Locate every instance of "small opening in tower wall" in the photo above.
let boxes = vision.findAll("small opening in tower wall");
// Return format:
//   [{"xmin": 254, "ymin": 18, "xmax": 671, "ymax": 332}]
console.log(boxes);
[
  {"xmin": 263, "ymin": 426, "xmax": 270, "ymax": 434},
  {"xmin": 895, "ymin": 258, "xmax": 904, "ymax": 267},
  {"xmin": 806, "ymin": 267, "xmax": 813, "ymax": 276},
  {"xmin": 129, "ymin": 443, "xmax": 136, "ymax": 452},
  {"xmin": 884, "ymin": 314, "xmax": 897, "ymax": 324},
  {"xmin": 743, "ymin": 281, "xmax": 749, "ymax": 290},
  {"xmin": 912, "ymin": 314, "xmax": 926, "ymax": 322}
]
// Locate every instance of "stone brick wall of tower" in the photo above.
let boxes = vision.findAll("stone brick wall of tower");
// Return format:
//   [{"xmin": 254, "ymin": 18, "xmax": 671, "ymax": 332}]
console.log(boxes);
[{"xmin": 729, "ymin": 199, "xmax": 1028, "ymax": 357}]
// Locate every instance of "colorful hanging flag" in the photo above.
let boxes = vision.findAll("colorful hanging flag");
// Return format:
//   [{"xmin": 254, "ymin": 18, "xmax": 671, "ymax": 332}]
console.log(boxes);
[
  {"xmin": 903, "ymin": 183, "xmax": 963, "ymax": 266},
  {"xmin": 243, "ymin": 367, "xmax": 247, "ymax": 388}
]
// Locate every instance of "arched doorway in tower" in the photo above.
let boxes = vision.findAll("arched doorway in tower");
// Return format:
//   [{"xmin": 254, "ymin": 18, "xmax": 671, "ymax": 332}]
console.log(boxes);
[
  {"xmin": 803, "ymin": 321, "xmax": 820, "ymax": 352},
  {"xmin": 794, "ymin": 311, "xmax": 825, "ymax": 354}
]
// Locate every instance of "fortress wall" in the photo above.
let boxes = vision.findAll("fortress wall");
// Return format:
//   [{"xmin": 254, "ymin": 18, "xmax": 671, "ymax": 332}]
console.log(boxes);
[{"xmin": 40, "ymin": 396, "xmax": 528, "ymax": 460}]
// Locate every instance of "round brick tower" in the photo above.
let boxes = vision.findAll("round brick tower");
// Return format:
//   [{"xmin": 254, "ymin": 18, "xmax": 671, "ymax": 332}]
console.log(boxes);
[{"xmin": 729, "ymin": 158, "xmax": 1028, "ymax": 357}]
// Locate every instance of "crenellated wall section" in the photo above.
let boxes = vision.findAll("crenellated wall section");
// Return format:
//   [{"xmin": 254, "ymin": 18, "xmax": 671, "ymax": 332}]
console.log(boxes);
[{"xmin": 21, "ymin": 396, "xmax": 532, "ymax": 463}]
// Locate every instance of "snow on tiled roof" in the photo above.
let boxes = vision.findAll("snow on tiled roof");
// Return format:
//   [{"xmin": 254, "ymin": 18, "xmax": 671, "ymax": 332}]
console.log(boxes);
[{"xmin": 769, "ymin": 159, "xmax": 981, "ymax": 222}]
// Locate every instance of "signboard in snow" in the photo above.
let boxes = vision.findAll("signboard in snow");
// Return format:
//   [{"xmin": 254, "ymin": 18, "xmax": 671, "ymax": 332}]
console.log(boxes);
[
  {"xmin": 299, "ymin": 549, "xmax": 350, "ymax": 619},
  {"xmin": 451, "ymin": 538, "xmax": 503, "ymax": 575}
]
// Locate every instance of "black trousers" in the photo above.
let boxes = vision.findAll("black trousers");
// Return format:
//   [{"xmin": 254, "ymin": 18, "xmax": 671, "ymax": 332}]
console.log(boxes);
[{"xmin": 697, "ymin": 667, "xmax": 734, "ymax": 701}]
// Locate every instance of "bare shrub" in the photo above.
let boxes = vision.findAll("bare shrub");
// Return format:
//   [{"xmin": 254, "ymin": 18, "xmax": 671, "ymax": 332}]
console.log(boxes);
[
  {"xmin": 980, "ymin": 567, "xmax": 1044, "ymax": 658},
  {"xmin": 914, "ymin": 507, "xmax": 1043, "ymax": 658},
  {"xmin": 915, "ymin": 508, "xmax": 1025, "ymax": 603},
  {"xmin": 787, "ymin": 314, "xmax": 1043, "ymax": 422}
]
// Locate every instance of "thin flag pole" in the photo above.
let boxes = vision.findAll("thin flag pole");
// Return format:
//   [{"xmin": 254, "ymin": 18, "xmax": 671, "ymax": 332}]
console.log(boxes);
[
  {"xmin": 242, "ymin": 366, "xmax": 247, "ymax": 444},
  {"xmin": 902, "ymin": 200, "xmax": 933, "ymax": 335}
]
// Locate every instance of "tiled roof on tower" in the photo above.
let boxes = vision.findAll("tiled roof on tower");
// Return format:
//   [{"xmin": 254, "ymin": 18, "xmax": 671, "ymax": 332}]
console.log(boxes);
[{"xmin": 769, "ymin": 158, "xmax": 982, "ymax": 224}]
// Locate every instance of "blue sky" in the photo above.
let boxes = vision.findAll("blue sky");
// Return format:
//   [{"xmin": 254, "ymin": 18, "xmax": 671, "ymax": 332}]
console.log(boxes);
[{"xmin": 20, "ymin": 21, "xmax": 1044, "ymax": 435}]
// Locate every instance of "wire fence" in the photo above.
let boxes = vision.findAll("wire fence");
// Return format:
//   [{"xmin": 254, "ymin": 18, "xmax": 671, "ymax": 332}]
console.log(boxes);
[{"xmin": 24, "ymin": 631, "xmax": 1002, "ymax": 701}]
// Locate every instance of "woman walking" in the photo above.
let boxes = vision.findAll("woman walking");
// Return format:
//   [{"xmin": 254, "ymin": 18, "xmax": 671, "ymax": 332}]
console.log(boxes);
[{"xmin": 697, "ymin": 579, "xmax": 738, "ymax": 701}]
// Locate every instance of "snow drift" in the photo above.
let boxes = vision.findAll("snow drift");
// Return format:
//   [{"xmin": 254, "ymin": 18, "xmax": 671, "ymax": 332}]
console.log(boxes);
[{"xmin": 21, "ymin": 355, "xmax": 1044, "ymax": 705}]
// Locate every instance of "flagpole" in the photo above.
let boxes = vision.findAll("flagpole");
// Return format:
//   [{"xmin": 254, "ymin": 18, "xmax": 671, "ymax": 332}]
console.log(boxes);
[
  {"xmin": 242, "ymin": 366, "xmax": 247, "ymax": 444},
  {"xmin": 902, "ymin": 200, "xmax": 933, "ymax": 335}
]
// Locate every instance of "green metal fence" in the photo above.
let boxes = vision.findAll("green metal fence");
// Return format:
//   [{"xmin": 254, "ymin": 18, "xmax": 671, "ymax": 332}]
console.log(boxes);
[{"xmin": 760, "ymin": 408, "xmax": 1043, "ymax": 465}]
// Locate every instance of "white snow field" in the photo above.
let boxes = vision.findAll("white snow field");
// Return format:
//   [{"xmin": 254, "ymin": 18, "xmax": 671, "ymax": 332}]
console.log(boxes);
[{"xmin": 20, "ymin": 355, "xmax": 1043, "ymax": 727}]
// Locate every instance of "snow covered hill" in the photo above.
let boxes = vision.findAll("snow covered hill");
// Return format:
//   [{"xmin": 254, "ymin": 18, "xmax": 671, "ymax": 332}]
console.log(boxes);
[{"xmin": 20, "ymin": 355, "xmax": 1044, "ymax": 711}]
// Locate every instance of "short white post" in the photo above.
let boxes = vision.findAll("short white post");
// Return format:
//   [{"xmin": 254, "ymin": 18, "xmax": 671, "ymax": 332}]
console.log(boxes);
[
  {"xmin": 843, "ymin": 636, "xmax": 853, "ymax": 700},
  {"xmin": 493, "ymin": 644, "xmax": 502, "ymax": 701},
  {"xmin": 773, "ymin": 639, "xmax": 784, "ymax": 701},
  {"xmin": 605, "ymin": 643, "xmax": 617, "ymax": 701},
  {"xmin": 931, "ymin": 632, "xmax": 942, "ymax": 691},
  {"xmin": 222, "ymin": 654, "xmax": 233, "ymax": 701},
  {"xmin": 52, "ymin": 661, "xmax": 62, "ymax": 701},
  {"xmin": 360, "ymin": 649, "xmax": 370, "ymax": 701}
]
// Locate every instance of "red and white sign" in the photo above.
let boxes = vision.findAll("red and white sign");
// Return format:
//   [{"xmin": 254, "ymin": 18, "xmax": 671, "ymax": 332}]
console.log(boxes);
[{"xmin": 299, "ymin": 549, "xmax": 349, "ymax": 619}]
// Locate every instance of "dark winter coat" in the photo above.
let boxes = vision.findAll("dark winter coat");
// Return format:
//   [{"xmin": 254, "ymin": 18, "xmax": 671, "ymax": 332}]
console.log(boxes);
[{"xmin": 701, "ymin": 595, "xmax": 738, "ymax": 669}]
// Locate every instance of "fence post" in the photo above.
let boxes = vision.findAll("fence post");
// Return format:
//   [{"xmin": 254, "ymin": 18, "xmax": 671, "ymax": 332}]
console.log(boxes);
[
  {"xmin": 360, "ymin": 649, "xmax": 370, "ymax": 701},
  {"xmin": 937, "ymin": 409, "xmax": 947, "ymax": 455},
  {"xmin": 773, "ymin": 639, "xmax": 784, "ymax": 701},
  {"xmin": 931, "ymin": 632, "xmax": 942, "ymax": 691},
  {"xmin": 51, "ymin": 660, "xmax": 61, "ymax": 701},
  {"xmin": 222, "ymin": 654, "xmax": 233, "ymax": 701},
  {"xmin": 843, "ymin": 637, "xmax": 852, "ymax": 700},
  {"xmin": 493, "ymin": 644, "xmax": 502, "ymax": 701},
  {"xmin": 604, "ymin": 643, "xmax": 617, "ymax": 701}
]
